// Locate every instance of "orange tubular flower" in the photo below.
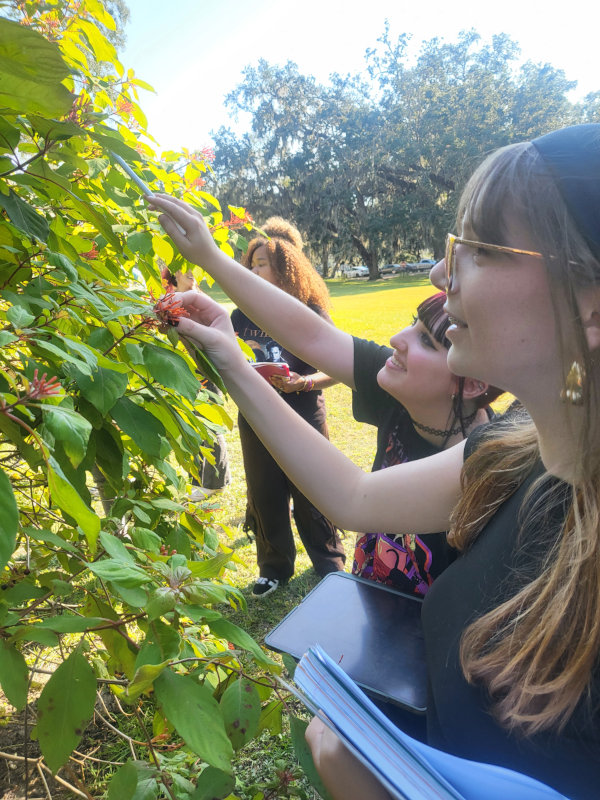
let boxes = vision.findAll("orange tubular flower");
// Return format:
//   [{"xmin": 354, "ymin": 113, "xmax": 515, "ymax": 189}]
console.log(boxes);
[{"xmin": 153, "ymin": 292, "xmax": 190, "ymax": 328}]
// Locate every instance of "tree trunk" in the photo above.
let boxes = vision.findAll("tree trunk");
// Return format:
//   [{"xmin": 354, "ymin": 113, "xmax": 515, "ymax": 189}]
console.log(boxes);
[{"xmin": 351, "ymin": 235, "xmax": 379, "ymax": 280}]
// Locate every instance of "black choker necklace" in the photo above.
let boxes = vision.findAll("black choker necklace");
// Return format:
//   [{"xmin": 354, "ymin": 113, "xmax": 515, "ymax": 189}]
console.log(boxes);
[{"xmin": 412, "ymin": 410, "xmax": 478, "ymax": 438}]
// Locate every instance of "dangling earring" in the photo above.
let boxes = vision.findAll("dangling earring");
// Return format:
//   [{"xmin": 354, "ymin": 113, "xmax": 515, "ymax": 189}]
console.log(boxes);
[{"xmin": 560, "ymin": 361, "xmax": 585, "ymax": 406}]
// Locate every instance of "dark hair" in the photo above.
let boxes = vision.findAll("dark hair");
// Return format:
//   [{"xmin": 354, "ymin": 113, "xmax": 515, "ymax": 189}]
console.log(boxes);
[{"xmin": 417, "ymin": 292, "xmax": 504, "ymax": 443}]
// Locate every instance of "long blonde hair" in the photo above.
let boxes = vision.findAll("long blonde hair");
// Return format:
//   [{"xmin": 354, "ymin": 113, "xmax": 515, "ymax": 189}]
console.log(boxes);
[{"xmin": 449, "ymin": 142, "xmax": 600, "ymax": 736}]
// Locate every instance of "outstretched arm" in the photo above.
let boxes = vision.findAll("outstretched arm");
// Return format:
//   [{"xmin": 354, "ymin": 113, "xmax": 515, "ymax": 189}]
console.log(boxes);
[
  {"xmin": 174, "ymin": 291, "xmax": 464, "ymax": 535},
  {"xmin": 146, "ymin": 194, "xmax": 357, "ymax": 388}
]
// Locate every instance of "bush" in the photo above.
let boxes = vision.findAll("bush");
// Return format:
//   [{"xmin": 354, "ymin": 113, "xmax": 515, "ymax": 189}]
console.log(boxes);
[{"xmin": 0, "ymin": 2, "xmax": 281, "ymax": 797}]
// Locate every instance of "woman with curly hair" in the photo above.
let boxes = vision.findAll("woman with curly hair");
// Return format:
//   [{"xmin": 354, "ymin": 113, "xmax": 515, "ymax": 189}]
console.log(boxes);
[{"xmin": 232, "ymin": 217, "xmax": 345, "ymax": 596}]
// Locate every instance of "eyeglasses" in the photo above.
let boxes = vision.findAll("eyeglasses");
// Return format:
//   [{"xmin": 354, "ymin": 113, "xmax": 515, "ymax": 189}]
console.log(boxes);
[{"xmin": 445, "ymin": 233, "xmax": 544, "ymax": 291}]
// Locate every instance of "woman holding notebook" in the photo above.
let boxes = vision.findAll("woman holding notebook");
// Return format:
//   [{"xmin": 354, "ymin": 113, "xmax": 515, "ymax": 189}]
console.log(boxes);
[
  {"xmin": 148, "ymin": 123, "xmax": 600, "ymax": 799},
  {"xmin": 231, "ymin": 217, "xmax": 345, "ymax": 597}
]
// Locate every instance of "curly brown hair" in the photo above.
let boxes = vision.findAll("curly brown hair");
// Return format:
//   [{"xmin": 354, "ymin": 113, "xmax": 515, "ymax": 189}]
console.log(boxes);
[{"xmin": 241, "ymin": 217, "xmax": 330, "ymax": 309}]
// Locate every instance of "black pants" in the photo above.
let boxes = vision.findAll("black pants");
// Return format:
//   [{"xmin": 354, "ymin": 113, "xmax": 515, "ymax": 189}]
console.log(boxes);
[
  {"xmin": 194, "ymin": 431, "xmax": 230, "ymax": 490},
  {"xmin": 238, "ymin": 415, "xmax": 346, "ymax": 581}
]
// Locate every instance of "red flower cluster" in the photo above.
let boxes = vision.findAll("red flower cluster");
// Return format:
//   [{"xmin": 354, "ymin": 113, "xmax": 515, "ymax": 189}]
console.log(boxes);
[
  {"xmin": 191, "ymin": 177, "xmax": 206, "ymax": 190},
  {"xmin": 210, "ymin": 210, "xmax": 254, "ymax": 233},
  {"xmin": 80, "ymin": 243, "xmax": 99, "ymax": 260},
  {"xmin": 199, "ymin": 146, "xmax": 215, "ymax": 163},
  {"xmin": 117, "ymin": 98, "xmax": 134, "ymax": 116},
  {"xmin": 28, "ymin": 370, "xmax": 62, "ymax": 399},
  {"xmin": 153, "ymin": 292, "xmax": 190, "ymax": 328}
]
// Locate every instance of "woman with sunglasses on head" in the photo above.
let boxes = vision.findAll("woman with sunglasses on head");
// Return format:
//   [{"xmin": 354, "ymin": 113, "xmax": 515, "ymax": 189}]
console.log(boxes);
[
  {"xmin": 148, "ymin": 123, "xmax": 600, "ymax": 799},
  {"xmin": 163, "ymin": 240, "xmax": 498, "ymax": 597}
]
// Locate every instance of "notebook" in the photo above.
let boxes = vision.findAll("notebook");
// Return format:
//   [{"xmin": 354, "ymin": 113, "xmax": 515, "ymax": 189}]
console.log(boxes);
[{"xmin": 264, "ymin": 571, "xmax": 427, "ymax": 712}]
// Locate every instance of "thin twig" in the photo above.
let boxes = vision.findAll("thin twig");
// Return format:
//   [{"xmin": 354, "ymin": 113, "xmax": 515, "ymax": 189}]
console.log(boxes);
[
  {"xmin": 71, "ymin": 749, "xmax": 125, "ymax": 767},
  {"xmin": 36, "ymin": 761, "xmax": 53, "ymax": 800},
  {"xmin": 94, "ymin": 708, "xmax": 148, "ymax": 746},
  {"xmin": 62, "ymin": 765, "xmax": 94, "ymax": 800}
]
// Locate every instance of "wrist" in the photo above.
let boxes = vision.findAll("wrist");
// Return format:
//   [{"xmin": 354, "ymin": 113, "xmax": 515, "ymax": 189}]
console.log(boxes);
[{"xmin": 303, "ymin": 376, "xmax": 314, "ymax": 392}]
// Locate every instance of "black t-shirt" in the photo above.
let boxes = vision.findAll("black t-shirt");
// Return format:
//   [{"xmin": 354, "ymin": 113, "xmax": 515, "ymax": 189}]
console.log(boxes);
[
  {"xmin": 351, "ymin": 337, "xmax": 457, "ymax": 595},
  {"xmin": 231, "ymin": 307, "xmax": 327, "ymax": 429},
  {"xmin": 422, "ymin": 421, "xmax": 600, "ymax": 799}
]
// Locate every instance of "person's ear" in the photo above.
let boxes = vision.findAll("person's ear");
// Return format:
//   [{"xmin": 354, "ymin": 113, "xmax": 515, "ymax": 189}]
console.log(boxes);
[
  {"xmin": 577, "ymin": 288, "xmax": 600, "ymax": 352},
  {"xmin": 461, "ymin": 377, "xmax": 489, "ymax": 400}
]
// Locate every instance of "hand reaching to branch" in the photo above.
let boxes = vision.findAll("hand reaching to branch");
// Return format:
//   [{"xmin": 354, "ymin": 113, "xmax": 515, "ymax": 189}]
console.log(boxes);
[
  {"xmin": 174, "ymin": 290, "xmax": 248, "ymax": 374},
  {"xmin": 146, "ymin": 194, "xmax": 221, "ymax": 269}
]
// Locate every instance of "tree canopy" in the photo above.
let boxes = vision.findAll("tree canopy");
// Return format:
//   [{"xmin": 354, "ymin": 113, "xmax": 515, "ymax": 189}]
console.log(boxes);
[{"xmin": 212, "ymin": 28, "xmax": 597, "ymax": 278}]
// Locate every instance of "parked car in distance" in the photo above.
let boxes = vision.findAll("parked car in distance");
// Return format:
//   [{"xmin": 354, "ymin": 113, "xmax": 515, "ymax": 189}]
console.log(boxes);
[
  {"xmin": 341, "ymin": 265, "xmax": 370, "ymax": 278},
  {"xmin": 406, "ymin": 258, "xmax": 436, "ymax": 273},
  {"xmin": 380, "ymin": 263, "xmax": 403, "ymax": 275}
]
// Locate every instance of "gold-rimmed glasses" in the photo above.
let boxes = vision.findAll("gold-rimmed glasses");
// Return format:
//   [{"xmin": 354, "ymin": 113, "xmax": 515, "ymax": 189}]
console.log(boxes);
[{"xmin": 445, "ymin": 233, "xmax": 544, "ymax": 291}]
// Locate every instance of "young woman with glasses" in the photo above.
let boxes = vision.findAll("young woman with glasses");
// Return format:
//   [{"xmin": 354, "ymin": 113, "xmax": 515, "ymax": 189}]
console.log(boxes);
[{"xmin": 147, "ymin": 123, "xmax": 600, "ymax": 799}]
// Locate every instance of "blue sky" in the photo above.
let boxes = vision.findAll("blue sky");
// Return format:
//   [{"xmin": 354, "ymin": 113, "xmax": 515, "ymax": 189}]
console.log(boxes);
[{"xmin": 120, "ymin": 0, "xmax": 598, "ymax": 152}]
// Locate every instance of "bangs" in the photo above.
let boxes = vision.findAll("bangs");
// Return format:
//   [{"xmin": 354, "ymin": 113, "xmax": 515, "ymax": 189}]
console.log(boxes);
[
  {"xmin": 457, "ymin": 142, "xmax": 534, "ymax": 246},
  {"xmin": 417, "ymin": 292, "xmax": 450, "ymax": 348}
]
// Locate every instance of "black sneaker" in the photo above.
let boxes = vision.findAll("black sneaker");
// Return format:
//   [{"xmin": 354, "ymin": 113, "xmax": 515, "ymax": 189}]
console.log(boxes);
[{"xmin": 252, "ymin": 577, "xmax": 279, "ymax": 597}]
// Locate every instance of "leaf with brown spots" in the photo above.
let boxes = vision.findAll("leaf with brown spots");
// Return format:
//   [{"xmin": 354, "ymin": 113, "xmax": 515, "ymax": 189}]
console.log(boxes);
[
  {"xmin": 36, "ymin": 648, "xmax": 96, "ymax": 773},
  {"xmin": 220, "ymin": 677, "xmax": 261, "ymax": 751}
]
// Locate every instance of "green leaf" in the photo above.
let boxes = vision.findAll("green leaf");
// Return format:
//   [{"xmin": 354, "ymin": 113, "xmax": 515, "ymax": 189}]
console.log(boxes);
[
  {"xmin": 35, "ymin": 615, "xmax": 106, "ymax": 633},
  {"xmin": 6, "ymin": 303, "xmax": 35, "ymax": 329},
  {"xmin": 43, "ymin": 405, "xmax": 92, "ymax": 468},
  {"xmin": 257, "ymin": 699, "xmax": 283, "ymax": 736},
  {"xmin": 0, "ymin": 466, "xmax": 18, "ymax": 572},
  {"xmin": 289, "ymin": 716, "xmax": 334, "ymax": 800},
  {"xmin": 129, "ymin": 527, "xmax": 161, "ymax": 553},
  {"xmin": 207, "ymin": 618, "xmax": 277, "ymax": 669},
  {"xmin": 0, "ymin": 19, "xmax": 74, "ymax": 117},
  {"xmin": 0, "ymin": 331, "xmax": 17, "ymax": 346},
  {"xmin": 25, "ymin": 527, "xmax": 80, "ymax": 555},
  {"xmin": 48, "ymin": 456, "xmax": 100, "ymax": 552},
  {"xmin": 71, "ymin": 366, "xmax": 128, "ymax": 415},
  {"xmin": 111, "ymin": 397, "xmax": 166, "ymax": 458},
  {"xmin": 125, "ymin": 661, "xmax": 169, "ymax": 703},
  {"xmin": 186, "ymin": 552, "xmax": 235, "ymax": 580},
  {"xmin": 220, "ymin": 678, "xmax": 261, "ymax": 751},
  {"xmin": 146, "ymin": 587, "xmax": 178, "ymax": 621},
  {"xmin": 0, "ymin": 115, "xmax": 20, "ymax": 150},
  {"xmin": 282, "ymin": 653, "xmax": 297, "ymax": 679},
  {"xmin": 99, "ymin": 531, "xmax": 135, "ymax": 564},
  {"xmin": 136, "ymin": 620, "xmax": 181, "ymax": 668},
  {"xmin": 190, "ymin": 767, "xmax": 235, "ymax": 800},
  {"xmin": 127, "ymin": 231, "xmax": 153, "ymax": 255},
  {"xmin": 0, "ymin": 641, "xmax": 28, "ymax": 710},
  {"xmin": 141, "ymin": 344, "xmax": 200, "ymax": 402},
  {"xmin": 107, "ymin": 761, "xmax": 138, "ymax": 800},
  {"xmin": 0, "ymin": 189, "xmax": 49, "ymax": 242},
  {"xmin": 86, "ymin": 559, "xmax": 150, "ymax": 588},
  {"xmin": 154, "ymin": 670, "xmax": 233, "ymax": 773},
  {"xmin": 78, "ymin": 18, "xmax": 117, "ymax": 64},
  {"xmin": 37, "ymin": 649, "xmax": 96, "ymax": 774},
  {"xmin": 183, "ymin": 339, "xmax": 227, "ymax": 394}
]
